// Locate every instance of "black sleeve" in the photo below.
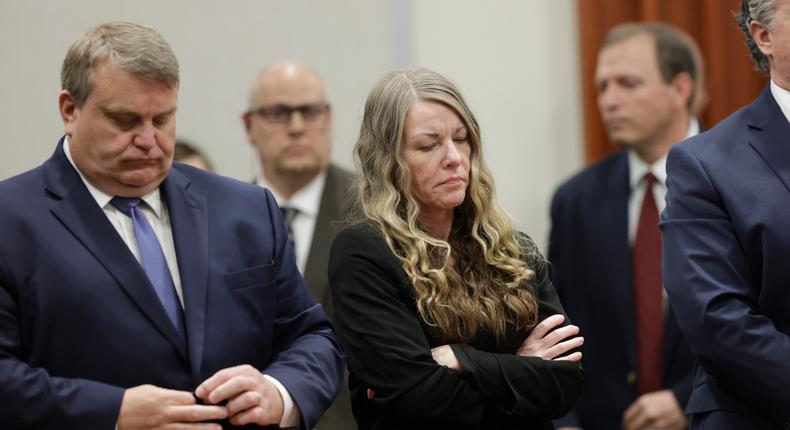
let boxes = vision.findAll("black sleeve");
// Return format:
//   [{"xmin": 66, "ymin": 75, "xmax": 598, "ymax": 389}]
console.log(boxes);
[
  {"xmin": 329, "ymin": 225, "xmax": 582, "ymax": 425},
  {"xmin": 450, "ymin": 237, "xmax": 583, "ymax": 420},
  {"xmin": 330, "ymin": 225, "xmax": 490, "ymax": 425}
]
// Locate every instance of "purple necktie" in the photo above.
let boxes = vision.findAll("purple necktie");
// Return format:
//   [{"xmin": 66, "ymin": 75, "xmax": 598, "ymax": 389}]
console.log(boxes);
[
  {"xmin": 112, "ymin": 197, "xmax": 185, "ymax": 338},
  {"xmin": 280, "ymin": 206, "xmax": 299, "ymax": 254}
]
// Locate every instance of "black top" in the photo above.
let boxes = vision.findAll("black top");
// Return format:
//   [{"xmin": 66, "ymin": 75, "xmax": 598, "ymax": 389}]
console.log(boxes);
[{"xmin": 329, "ymin": 222, "xmax": 583, "ymax": 429}]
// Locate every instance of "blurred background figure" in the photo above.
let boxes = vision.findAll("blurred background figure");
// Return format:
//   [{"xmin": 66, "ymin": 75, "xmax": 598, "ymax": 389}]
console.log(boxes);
[
  {"xmin": 550, "ymin": 22, "xmax": 704, "ymax": 430},
  {"xmin": 662, "ymin": 0, "xmax": 790, "ymax": 428},
  {"xmin": 329, "ymin": 68, "xmax": 583, "ymax": 429},
  {"xmin": 174, "ymin": 139, "xmax": 213, "ymax": 171},
  {"xmin": 242, "ymin": 59, "xmax": 355, "ymax": 430}
]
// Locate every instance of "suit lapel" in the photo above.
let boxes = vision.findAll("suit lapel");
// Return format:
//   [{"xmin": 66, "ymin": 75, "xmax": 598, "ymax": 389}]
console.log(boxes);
[
  {"xmin": 603, "ymin": 153, "xmax": 638, "ymax": 370},
  {"xmin": 747, "ymin": 86, "xmax": 790, "ymax": 194},
  {"xmin": 45, "ymin": 141, "xmax": 188, "ymax": 361},
  {"xmin": 304, "ymin": 169, "xmax": 335, "ymax": 301},
  {"xmin": 162, "ymin": 168, "xmax": 209, "ymax": 380}
]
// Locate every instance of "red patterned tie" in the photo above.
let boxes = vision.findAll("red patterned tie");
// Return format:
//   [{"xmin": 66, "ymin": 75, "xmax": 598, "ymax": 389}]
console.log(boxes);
[{"xmin": 633, "ymin": 173, "xmax": 664, "ymax": 395}]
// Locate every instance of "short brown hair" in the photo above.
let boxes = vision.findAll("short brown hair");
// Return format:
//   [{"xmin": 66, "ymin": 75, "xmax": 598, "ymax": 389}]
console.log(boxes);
[
  {"xmin": 603, "ymin": 22, "xmax": 703, "ymax": 110},
  {"xmin": 61, "ymin": 21, "xmax": 179, "ymax": 106}
]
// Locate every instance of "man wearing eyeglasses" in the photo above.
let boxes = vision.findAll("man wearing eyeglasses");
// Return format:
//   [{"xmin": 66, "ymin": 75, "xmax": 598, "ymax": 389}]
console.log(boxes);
[{"xmin": 242, "ymin": 60, "xmax": 355, "ymax": 430}]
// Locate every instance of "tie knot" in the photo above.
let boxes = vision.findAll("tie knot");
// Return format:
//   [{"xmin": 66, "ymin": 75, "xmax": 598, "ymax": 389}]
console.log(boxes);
[
  {"xmin": 111, "ymin": 197, "xmax": 142, "ymax": 217},
  {"xmin": 280, "ymin": 206, "xmax": 299, "ymax": 225},
  {"xmin": 644, "ymin": 172, "xmax": 657, "ymax": 187}
]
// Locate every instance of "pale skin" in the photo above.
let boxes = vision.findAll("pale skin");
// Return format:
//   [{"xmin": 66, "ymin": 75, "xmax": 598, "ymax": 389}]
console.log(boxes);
[
  {"xmin": 595, "ymin": 32, "xmax": 693, "ymax": 165},
  {"xmin": 62, "ymin": 61, "xmax": 287, "ymax": 428},
  {"xmin": 242, "ymin": 60, "xmax": 333, "ymax": 199}
]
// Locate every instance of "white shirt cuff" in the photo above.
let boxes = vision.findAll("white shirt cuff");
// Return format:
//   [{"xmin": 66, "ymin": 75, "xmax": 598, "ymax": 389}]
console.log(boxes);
[{"xmin": 263, "ymin": 374, "xmax": 301, "ymax": 428}]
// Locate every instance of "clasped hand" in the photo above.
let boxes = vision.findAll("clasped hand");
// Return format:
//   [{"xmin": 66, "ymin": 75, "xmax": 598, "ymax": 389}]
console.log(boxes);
[{"xmin": 117, "ymin": 364, "xmax": 284, "ymax": 429}]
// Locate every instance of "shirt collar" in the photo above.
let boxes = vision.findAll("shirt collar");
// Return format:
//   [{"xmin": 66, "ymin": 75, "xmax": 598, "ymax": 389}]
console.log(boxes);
[
  {"xmin": 63, "ymin": 136, "xmax": 163, "ymax": 218},
  {"xmin": 770, "ymin": 80, "xmax": 790, "ymax": 124},
  {"xmin": 627, "ymin": 117, "xmax": 698, "ymax": 190},
  {"xmin": 628, "ymin": 149, "xmax": 667, "ymax": 190},
  {"xmin": 256, "ymin": 170, "xmax": 327, "ymax": 217}
]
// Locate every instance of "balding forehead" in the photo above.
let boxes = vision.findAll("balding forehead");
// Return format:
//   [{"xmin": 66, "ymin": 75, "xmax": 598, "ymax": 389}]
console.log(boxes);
[{"xmin": 249, "ymin": 60, "xmax": 326, "ymax": 106}]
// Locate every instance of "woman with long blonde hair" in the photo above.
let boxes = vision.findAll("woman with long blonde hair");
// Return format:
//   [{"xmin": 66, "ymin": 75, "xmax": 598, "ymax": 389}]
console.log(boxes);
[{"xmin": 329, "ymin": 68, "xmax": 583, "ymax": 429}]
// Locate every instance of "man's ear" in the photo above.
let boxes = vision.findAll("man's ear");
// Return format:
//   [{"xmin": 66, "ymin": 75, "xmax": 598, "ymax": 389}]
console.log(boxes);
[
  {"xmin": 241, "ymin": 111, "xmax": 252, "ymax": 132},
  {"xmin": 59, "ymin": 90, "xmax": 78, "ymax": 136},
  {"xmin": 670, "ymin": 72, "xmax": 694, "ymax": 110},
  {"xmin": 750, "ymin": 19, "xmax": 774, "ymax": 59}
]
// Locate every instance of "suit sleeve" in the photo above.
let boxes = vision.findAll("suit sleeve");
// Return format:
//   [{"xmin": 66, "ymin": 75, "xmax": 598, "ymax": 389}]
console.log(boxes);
[
  {"xmin": 257, "ymin": 189, "xmax": 345, "ymax": 430},
  {"xmin": 0, "ymin": 264, "xmax": 125, "ymax": 429},
  {"xmin": 661, "ymin": 143, "xmax": 790, "ymax": 413},
  {"xmin": 329, "ymin": 226, "xmax": 581, "ymax": 425},
  {"xmin": 450, "ymin": 244, "xmax": 583, "ymax": 420}
]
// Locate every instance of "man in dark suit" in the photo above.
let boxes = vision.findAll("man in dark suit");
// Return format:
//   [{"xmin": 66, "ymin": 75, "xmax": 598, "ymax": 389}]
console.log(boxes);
[
  {"xmin": 0, "ymin": 21, "xmax": 343, "ymax": 429},
  {"xmin": 243, "ymin": 60, "xmax": 354, "ymax": 429},
  {"xmin": 662, "ymin": 1, "xmax": 790, "ymax": 428},
  {"xmin": 549, "ymin": 22, "xmax": 703, "ymax": 430}
]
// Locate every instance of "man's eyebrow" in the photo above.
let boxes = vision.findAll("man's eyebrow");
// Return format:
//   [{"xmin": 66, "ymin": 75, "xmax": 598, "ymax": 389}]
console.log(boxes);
[
  {"xmin": 155, "ymin": 106, "xmax": 178, "ymax": 117},
  {"xmin": 101, "ymin": 107, "xmax": 138, "ymax": 117},
  {"xmin": 101, "ymin": 106, "xmax": 178, "ymax": 117}
]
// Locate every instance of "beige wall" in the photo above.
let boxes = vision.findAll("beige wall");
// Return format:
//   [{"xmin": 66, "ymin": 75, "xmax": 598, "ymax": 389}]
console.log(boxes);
[
  {"xmin": 0, "ymin": 0, "xmax": 582, "ymax": 248},
  {"xmin": 412, "ymin": 0, "xmax": 583, "ymax": 247}
]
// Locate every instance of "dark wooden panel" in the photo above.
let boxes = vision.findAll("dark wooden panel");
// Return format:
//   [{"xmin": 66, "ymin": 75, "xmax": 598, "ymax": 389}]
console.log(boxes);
[{"xmin": 578, "ymin": 0, "xmax": 767, "ymax": 164}]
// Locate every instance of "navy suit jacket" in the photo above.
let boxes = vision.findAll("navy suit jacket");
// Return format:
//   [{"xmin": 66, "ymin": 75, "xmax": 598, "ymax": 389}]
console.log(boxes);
[
  {"xmin": 549, "ymin": 151, "xmax": 694, "ymax": 430},
  {"xmin": 0, "ymin": 140, "xmax": 344, "ymax": 429},
  {"xmin": 662, "ymin": 85, "xmax": 790, "ymax": 429}
]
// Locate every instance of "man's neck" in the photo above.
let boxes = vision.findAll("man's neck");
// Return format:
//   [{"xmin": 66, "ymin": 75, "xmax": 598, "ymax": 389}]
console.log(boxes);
[
  {"xmin": 263, "ymin": 170, "xmax": 320, "ymax": 200},
  {"xmin": 633, "ymin": 113, "xmax": 690, "ymax": 165}
]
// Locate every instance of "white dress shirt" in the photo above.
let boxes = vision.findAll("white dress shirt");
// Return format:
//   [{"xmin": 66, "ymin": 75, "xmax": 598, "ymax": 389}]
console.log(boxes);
[
  {"xmin": 627, "ymin": 118, "xmax": 700, "ymax": 244},
  {"xmin": 64, "ymin": 137, "xmax": 299, "ymax": 428},
  {"xmin": 257, "ymin": 171, "xmax": 327, "ymax": 273},
  {"xmin": 771, "ymin": 80, "xmax": 790, "ymax": 124}
]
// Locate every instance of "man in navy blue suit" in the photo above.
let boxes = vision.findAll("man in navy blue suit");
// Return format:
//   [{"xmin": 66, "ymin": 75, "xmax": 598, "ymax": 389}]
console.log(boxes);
[
  {"xmin": 662, "ymin": 1, "xmax": 790, "ymax": 428},
  {"xmin": 0, "ymin": 21, "xmax": 343, "ymax": 429},
  {"xmin": 550, "ymin": 22, "xmax": 704, "ymax": 430}
]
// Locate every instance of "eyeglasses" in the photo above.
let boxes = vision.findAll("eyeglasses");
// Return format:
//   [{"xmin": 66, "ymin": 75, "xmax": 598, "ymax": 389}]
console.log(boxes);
[{"xmin": 247, "ymin": 103, "xmax": 330, "ymax": 124}]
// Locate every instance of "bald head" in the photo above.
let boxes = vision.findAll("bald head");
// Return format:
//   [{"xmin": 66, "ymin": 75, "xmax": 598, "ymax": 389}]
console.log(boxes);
[
  {"xmin": 248, "ymin": 60, "xmax": 326, "ymax": 108},
  {"xmin": 243, "ymin": 60, "xmax": 333, "ymax": 198}
]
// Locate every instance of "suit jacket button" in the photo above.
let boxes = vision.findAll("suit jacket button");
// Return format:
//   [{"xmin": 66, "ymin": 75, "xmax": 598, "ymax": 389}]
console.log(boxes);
[{"xmin": 627, "ymin": 371, "xmax": 636, "ymax": 384}]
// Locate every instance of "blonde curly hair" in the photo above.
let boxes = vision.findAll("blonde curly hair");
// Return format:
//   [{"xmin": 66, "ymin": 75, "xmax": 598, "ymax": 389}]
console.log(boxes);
[{"xmin": 354, "ymin": 68, "xmax": 539, "ymax": 342}]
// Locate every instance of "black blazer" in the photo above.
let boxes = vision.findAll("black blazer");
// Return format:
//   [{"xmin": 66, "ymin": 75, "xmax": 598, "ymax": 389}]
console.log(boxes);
[
  {"xmin": 549, "ymin": 150, "xmax": 694, "ymax": 430},
  {"xmin": 329, "ymin": 223, "xmax": 583, "ymax": 430}
]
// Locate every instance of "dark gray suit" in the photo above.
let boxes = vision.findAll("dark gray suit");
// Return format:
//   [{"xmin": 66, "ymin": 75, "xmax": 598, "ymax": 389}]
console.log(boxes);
[
  {"xmin": 298, "ymin": 164, "xmax": 356, "ymax": 430},
  {"xmin": 303, "ymin": 164, "xmax": 355, "ymax": 317}
]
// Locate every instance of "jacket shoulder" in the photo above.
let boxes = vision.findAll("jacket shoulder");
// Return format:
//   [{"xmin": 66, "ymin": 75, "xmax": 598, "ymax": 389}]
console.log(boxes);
[{"xmin": 553, "ymin": 151, "xmax": 627, "ymax": 201}]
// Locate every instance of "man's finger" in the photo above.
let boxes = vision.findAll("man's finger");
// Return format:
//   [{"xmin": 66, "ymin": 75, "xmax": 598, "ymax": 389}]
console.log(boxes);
[
  {"xmin": 229, "ymin": 406, "xmax": 270, "ymax": 427},
  {"xmin": 167, "ymin": 404, "xmax": 228, "ymax": 423},
  {"xmin": 195, "ymin": 365, "xmax": 251, "ymax": 400},
  {"xmin": 206, "ymin": 375, "xmax": 257, "ymax": 404},
  {"xmin": 225, "ymin": 390, "xmax": 262, "ymax": 416},
  {"xmin": 623, "ymin": 399, "xmax": 651, "ymax": 430},
  {"xmin": 160, "ymin": 387, "xmax": 200, "ymax": 406}
]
